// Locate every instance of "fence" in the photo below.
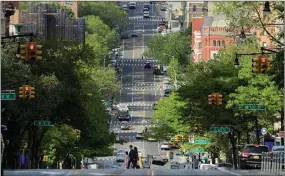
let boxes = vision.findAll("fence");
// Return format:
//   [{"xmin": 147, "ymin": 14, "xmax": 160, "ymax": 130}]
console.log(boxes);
[{"xmin": 261, "ymin": 152, "xmax": 284, "ymax": 175}]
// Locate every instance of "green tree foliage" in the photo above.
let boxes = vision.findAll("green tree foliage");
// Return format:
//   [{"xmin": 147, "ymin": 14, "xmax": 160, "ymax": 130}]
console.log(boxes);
[
  {"xmin": 78, "ymin": 2, "xmax": 128, "ymax": 30},
  {"xmin": 144, "ymin": 31, "xmax": 192, "ymax": 66}
]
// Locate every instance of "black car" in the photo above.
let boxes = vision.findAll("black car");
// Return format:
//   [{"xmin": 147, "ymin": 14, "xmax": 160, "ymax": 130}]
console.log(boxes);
[
  {"xmin": 144, "ymin": 62, "xmax": 151, "ymax": 68},
  {"xmin": 131, "ymin": 32, "xmax": 138, "ymax": 37},
  {"xmin": 164, "ymin": 89, "xmax": 171, "ymax": 97},
  {"xmin": 120, "ymin": 33, "xmax": 128, "ymax": 39},
  {"xmin": 239, "ymin": 144, "xmax": 269, "ymax": 169}
]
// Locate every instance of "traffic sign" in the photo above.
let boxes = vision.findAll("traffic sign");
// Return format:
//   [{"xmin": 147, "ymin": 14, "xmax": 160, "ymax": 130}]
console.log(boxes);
[
  {"xmin": 210, "ymin": 127, "xmax": 230, "ymax": 133},
  {"xmin": 239, "ymin": 104, "xmax": 266, "ymax": 111},
  {"xmin": 195, "ymin": 139, "xmax": 211, "ymax": 145},
  {"xmin": 1, "ymin": 93, "xmax": 16, "ymax": 100},
  {"xmin": 190, "ymin": 148, "xmax": 205, "ymax": 153},
  {"xmin": 261, "ymin": 128, "xmax": 267, "ymax": 135},
  {"xmin": 34, "ymin": 120, "xmax": 53, "ymax": 126}
]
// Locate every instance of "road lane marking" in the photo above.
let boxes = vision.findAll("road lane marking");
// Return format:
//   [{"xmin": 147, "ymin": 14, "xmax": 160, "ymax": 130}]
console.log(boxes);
[
  {"xmin": 220, "ymin": 169, "xmax": 241, "ymax": 176},
  {"xmin": 132, "ymin": 37, "xmax": 135, "ymax": 104}
]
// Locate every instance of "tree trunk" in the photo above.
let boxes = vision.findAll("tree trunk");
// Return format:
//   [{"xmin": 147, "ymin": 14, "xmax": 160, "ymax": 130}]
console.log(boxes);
[
  {"xmin": 229, "ymin": 131, "xmax": 237, "ymax": 170},
  {"xmin": 255, "ymin": 117, "xmax": 260, "ymax": 145},
  {"xmin": 281, "ymin": 110, "xmax": 284, "ymax": 145}
]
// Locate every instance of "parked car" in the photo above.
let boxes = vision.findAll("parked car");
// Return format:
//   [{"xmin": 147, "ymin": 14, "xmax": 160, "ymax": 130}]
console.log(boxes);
[
  {"xmin": 161, "ymin": 142, "xmax": 170, "ymax": 150},
  {"xmin": 144, "ymin": 3, "xmax": 151, "ymax": 9},
  {"xmin": 116, "ymin": 153, "xmax": 125, "ymax": 162},
  {"xmin": 239, "ymin": 144, "xmax": 269, "ymax": 169},
  {"xmin": 144, "ymin": 62, "xmax": 151, "ymax": 68},
  {"xmin": 136, "ymin": 132, "xmax": 144, "ymax": 139}
]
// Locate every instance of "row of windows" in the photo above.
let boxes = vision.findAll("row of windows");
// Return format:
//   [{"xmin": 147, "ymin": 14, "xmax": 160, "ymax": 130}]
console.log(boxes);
[
  {"xmin": 213, "ymin": 40, "xmax": 225, "ymax": 47},
  {"xmin": 197, "ymin": 40, "xmax": 226, "ymax": 49}
]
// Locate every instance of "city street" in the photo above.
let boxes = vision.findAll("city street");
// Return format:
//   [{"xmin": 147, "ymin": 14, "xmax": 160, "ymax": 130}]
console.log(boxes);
[
  {"xmin": 4, "ymin": 168, "xmax": 270, "ymax": 176},
  {"xmin": 111, "ymin": 1, "xmax": 168, "ymax": 158}
]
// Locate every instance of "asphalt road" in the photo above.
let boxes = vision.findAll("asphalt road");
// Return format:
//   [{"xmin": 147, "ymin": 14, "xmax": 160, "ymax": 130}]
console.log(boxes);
[
  {"xmin": 4, "ymin": 168, "xmax": 270, "ymax": 176},
  {"xmin": 112, "ymin": 2, "xmax": 168, "ymax": 158}
]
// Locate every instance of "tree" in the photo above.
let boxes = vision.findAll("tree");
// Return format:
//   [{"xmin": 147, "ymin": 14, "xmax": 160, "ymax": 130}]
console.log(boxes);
[
  {"xmin": 78, "ymin": 2, "xmax": 128, "ymax": 30},
  {"xmin": 144, "ymin": 31, "xmax": 192, "ymax": 66}
]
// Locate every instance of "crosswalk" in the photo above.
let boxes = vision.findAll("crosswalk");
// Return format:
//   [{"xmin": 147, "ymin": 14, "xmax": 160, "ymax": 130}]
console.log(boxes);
[
  {"xmin": 122, "ymin": 87, "xmax": 161, "ymax": 91},
  {"xmin": 119, "ymin": 59, "xmax": 159, "ymax": 63},
  {"xmin": 129, "ymin": 17, "xmax": 166, "ymax": 21},
  {"xmin": 123, "ymin": 83, "xmax": 160, "ymax": 86}
]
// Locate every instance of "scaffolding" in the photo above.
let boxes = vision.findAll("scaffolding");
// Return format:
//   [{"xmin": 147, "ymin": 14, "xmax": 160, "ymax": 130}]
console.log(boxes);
[{"xmin": 20, "ymin": 4, "xmax": 85, "ymax": 43}]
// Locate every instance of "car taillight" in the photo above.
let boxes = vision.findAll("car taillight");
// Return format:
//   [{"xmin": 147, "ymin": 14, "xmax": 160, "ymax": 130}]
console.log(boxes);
[{"xmin": 242, "ymin": 152, "xmax": 250, "ymax": 157}]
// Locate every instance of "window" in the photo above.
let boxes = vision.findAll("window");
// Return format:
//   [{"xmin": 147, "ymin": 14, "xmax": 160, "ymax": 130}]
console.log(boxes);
[
  {"xmin": 222, "ymin": 40, "xmax": 225, "ymax": 46},
  {"xmin": 198, "ymin": 54, "xmax": 202, "ymax": 61},
  {"xmin": 193, "ymin": 5, "xmax": 197, "ymax": 12},
  {"xmin": 213, "ymin": 40, "xmax": 216, "ymax": 46},
  {"xmin": 263, "ymin": 42, "xmax": 267, "ymax": 48},
  {"xmin": 217, "ymin": 40, "xmax": 221, "ymax": 46},
  {"xmin": 198, "ymin": 42, "xmax": 202, "ymax": 49}
]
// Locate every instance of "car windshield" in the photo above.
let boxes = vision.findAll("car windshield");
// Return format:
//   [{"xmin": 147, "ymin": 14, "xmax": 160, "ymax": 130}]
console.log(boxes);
[
  {"xmin": 163, "ymin": 142, "xmax": 168, "ymax": 145},
  {"xmin": 244, "ymin": 146, "xmax": 269, "ymax": 153},
  {"xmin": 273, "ymin": 147, "xmax": 284, "ymax": 151},
  {"xmin": 119, "ymin": 111, "xmax": 129, "ymax": 117},
  {"xmin": 117, "ymin": 153, "xmax": 125, "ymax": 157}
]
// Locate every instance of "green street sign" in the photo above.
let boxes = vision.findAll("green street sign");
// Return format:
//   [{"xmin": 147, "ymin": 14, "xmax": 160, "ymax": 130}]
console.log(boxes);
[
  {"xmin": 34, "ymin": 120, "xmax": 53, "ymax": 127},
  {"xmin": 175, "ymin": 153, "xmax": 181, "ymax": 156},
  {"xmin": 175, "ymin": 153, "xmax": 190, "ymax": 157},
  {"xmin": 183, "ymin": 153, "xmax": 190, "ymax": 157},
  {"xmin": 1, "ymin": 93, "xmax": 16, "ymax": 100},
  {"xmin": 210, "ymin": 127, "xmax": 230, "ymax": 133},
  {"xmin": 195, "ymin": 139, "xmax": 211, "ymax": 145},
  {"xmin": 239, "ymin": 104, "xmax": 266, "ymax": 111},
  {"xmin": 190, "ymin": 148, "xmax": 205, "ymax": 153}
]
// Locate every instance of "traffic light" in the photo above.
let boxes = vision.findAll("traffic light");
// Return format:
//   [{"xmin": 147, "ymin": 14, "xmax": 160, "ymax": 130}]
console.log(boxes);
[
  {"xmin": 36, "ymin": 44, "xmax": 43, "ymax": 60},
  {"xmin": 24, "ymin": 85, "xmax": 31, "ymax": 99},
  {"xmin": 29, "ymin": 86, "xmax": 35, "ymax": 99},
  {"xmin": 216, "ymin": 93, "xmax": 223, "ymax": 105},
  {"xmin": 260, "ymin": 57, "xmax": 272, "ymax": 73},
  {"xmin": 19, "ymin": 86, "xmax": 25, "ymax": 99},
  {"xmin": 19, "ymin": 44, "xmax": 27, "ymax": 60},
  {"xmin": 208, "ymin": 93, "xmax": 217, "ymax": 105},
  {"xmin": 252, "ymin": 57, "xmax": 260, "ymax": 73},
  {"xmin": 27, "ymin": 42, "xmax": 41, "ymax": 61}
]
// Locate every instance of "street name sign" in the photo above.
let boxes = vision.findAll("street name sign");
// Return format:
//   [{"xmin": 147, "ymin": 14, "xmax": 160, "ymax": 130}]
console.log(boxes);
[
  {"xmin": 34, "ymin": 120, "xmax": 54, "ymax": 127},
  {"xmin": 1, "ymin": 93, "xmax": 16, "ymax": 100},
  {"xmin": 195, "ymin": 139, "xmax": 211, "ymax": 145},
  {"xmin": 190, "ymin": 148, "xmax": 205, "ymax": 153},
  {"xmin": 239, "ymin": 104, "xmax": 266, "ymax": 111},
  {"xmin": 210, "ymin": 127, "xmax": 230, "ymax": 133}
]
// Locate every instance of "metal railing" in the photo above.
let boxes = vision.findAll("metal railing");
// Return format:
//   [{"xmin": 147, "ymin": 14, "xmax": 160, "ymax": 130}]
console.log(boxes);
[{"xmin": 261, "ymin": 152, "xmax": 284, "ymax": 175}]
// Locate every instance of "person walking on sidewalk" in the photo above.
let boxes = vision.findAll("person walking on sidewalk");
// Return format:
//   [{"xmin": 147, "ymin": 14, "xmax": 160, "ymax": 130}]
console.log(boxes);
[
  {"xmin": 133, "ymin": 147, "xmax": 140, "ymax": 169},
  {"xmin": 127, "ymin": 145, "xmax": 135, "ymax": 169},
  {"xmin": 123, "ymin": 151, "xmax": 129, "ymax": 169}
]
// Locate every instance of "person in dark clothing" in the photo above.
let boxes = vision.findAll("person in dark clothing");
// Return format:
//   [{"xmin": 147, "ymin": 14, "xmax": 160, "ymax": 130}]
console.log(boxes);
[
  {"xmin": 127, "ymin": 145, "xmax": 135, "ymax": 169},
  {"xmin": 133, "ymin": 147, "xmax": 140, "ymax": 169}
]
